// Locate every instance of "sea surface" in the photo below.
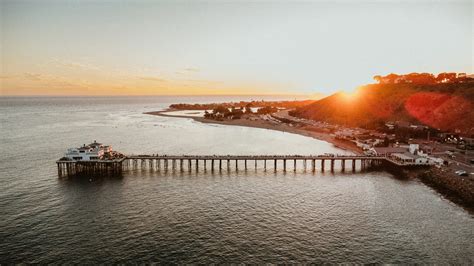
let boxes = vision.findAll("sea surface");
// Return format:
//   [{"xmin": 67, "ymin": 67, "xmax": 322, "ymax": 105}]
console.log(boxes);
[{"xmin": 0, "ymin": 96, "xmax": 473, "ymax": 264}]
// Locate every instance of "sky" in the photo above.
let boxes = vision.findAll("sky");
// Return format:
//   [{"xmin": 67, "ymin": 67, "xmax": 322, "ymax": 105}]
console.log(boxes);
[{"xmin": 0, "ymin": 0, "xmax": 472, "ymax": 96}]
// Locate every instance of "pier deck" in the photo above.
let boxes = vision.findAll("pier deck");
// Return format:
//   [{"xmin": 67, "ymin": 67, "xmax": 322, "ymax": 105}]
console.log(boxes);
[
  {"xmin": 126, "ymin": 155, "xmax": 385, "ymax": 160},
  {"xmin": 56, "ymin": 154, "xmax": 409, "ymax": 178}
]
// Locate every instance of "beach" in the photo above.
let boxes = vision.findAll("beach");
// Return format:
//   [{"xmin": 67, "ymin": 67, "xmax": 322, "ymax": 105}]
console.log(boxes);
[
  {"xmin": 146, "ymin": 108, "xmax": 474, "ymax": 213},
  {"xmin": 146, "ymin": 109, "xmax": 363, "ymax": 154}
]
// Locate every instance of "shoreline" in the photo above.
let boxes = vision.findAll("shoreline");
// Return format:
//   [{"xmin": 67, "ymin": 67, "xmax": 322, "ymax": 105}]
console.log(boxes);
[
  {"xmin": 413, "ymin": 169, "xmax": 474, "ymax": 214},
  {"xmin": 145, "ymin": 109, "xmax": 363, "ymax": 155},
  {"xmin": 380, "ymin": 165, "xmax": 474, "ymax": 214},
  {"xmin": 146, "ymin": 109, "xmax": 474, "ymax": 214}
]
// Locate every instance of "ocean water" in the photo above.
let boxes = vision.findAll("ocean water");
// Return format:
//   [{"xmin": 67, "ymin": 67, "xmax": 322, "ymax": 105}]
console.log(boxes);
[{"xmin": 0, "ymin": 96, "xmax": 473, "ymax": 263}]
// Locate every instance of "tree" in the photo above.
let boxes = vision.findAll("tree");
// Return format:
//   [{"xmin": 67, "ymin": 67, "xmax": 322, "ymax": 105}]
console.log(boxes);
[
  {"xmin": 385, "ymin": 73, "xmax": 400, "ymax": 83},
  {"xmin": 230, "ymin": 108, "xmax": 244, "ymax": 119},
  {"xmin": 404, "ymin": 72, "xmax": 435, "ymax": 84},
  {"xmin": 383, "ymin": 136, "xmax": 390, "ymax": 147},
  {"xmin": 436, "ymin": 72, "xmax": 457, "ymax": 83},
  {"xmin": 257, "ymin": 106, "xmax": 278, "ymax": 115},
  {"xmin": 373, "ymin": 75, "xmax": 382, "ymax": 83},
  {"xmin": 245, "ymin": 103, "xmax": 254, "ymax": 114},
  {"xmin": 213, "ymin": 105, "xmax": 229, "ymax": 115}
]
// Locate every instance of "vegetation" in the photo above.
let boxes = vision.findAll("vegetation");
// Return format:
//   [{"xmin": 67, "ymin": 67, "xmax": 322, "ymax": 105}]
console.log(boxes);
[
  {"xmin": 245, "ymin": 103, "xmax": 254, "ymax": 114},
  {"xmin": 169, "ymin": 100, "xmax": 315, "ymax": 110},
  {"xmin": 204, "ymin": 105, "xmax": 244, "ymax": 120},
  {"xmin": 256, "ymin": 106, "xmax": 278, "ymax": 115},
  {"xmin": 373, "ymin": 72, "xmax": 473, "ymax": 85},
  {"xmin": 201, "ymin": 103, "xmax": 281, "ymax": 121}
]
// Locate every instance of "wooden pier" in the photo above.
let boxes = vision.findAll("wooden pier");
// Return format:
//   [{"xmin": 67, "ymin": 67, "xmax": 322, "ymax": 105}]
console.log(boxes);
[
  {"xmin": 56, "ymin": 158, "xmax": 126, "ymax": 178},
  {"xmin": 57, "ymin": 155, "xmax": 393, "ymax": 178}
]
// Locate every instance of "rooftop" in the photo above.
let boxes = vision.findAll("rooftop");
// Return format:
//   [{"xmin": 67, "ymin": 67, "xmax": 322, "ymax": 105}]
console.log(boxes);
[
  {"xmin": 373, "ymin": 147, "xmax": 407, "ymax": 154},
  {"xmin": 89, "ymin": 141, "xmax": 103, "ymax": 146},
  {"xmin": 392, "ymin": 152, "xmax": 418, "ymax": 160}
]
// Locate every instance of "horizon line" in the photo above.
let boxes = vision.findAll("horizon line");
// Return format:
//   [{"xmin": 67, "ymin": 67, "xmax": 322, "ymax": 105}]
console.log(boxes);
[{"xmin": 0, "ymin": 93, "xmax": 320, "ymax": 98}]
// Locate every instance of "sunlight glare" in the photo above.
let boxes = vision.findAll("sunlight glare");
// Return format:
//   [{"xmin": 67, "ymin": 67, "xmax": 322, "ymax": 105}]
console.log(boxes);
[{"xmin": 339, "ymin": 89, "xmax": 359, "ymax": 103}]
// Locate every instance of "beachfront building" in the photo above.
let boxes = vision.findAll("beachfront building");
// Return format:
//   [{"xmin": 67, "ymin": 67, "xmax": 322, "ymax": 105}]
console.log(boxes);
[
  {"xmin": 65, "ymin": 141, "xmax": 112, "ymax": 161},
  {"xmin": 390, "ymin": 152, "xmax": 431, "ymax": 165},
  {"xmin": 372, "ymin": 143, "xmax": 432, "ymax": 165},
  {"xmin": 355, "ymin": 137, "xmax": 384, "ymax": 150},
  {"xmin": 369, "ymin": 147, "xmax": 407, "ymax": 156},
  {"xmin": 428, "ymin": 156, "xmax": 445, "ymax": 166},
  {"xmin": 408, "ymin": 144, "xmax": 419, "ymax": 154},
  {"xmin": 369, "ymin": 144, "xmax": 422, "ymax": 156}
]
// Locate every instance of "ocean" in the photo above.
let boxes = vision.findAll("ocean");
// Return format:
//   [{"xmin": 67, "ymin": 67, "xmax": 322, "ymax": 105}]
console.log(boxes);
[{"xmin": 0, "ymin": 96, "xmax": 472, "ymax": 263}]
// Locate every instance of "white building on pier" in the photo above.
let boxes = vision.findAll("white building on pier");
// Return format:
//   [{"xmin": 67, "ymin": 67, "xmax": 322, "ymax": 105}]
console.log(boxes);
[{"xmin": 65, "ymin": 141, "xmax": 112, "ymax": 161}]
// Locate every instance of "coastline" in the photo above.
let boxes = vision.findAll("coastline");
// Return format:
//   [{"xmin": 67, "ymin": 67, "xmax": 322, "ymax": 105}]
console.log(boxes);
[
  {"xmin": 415, "ymin": 168, "xmax": 474, "ymax": 213},
  {"xmin": 146, "ymin": 109, "xmax": 474, "ymax": 213},
  {"xmin": 379, "ymin": 165, "xmax": 474, "ymax": 214},
  {"xmin": 145, "ymin": 109, "xmax": 363, "ymax": 155}
]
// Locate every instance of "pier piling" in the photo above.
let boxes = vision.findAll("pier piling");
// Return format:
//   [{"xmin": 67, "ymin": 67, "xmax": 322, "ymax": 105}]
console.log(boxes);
[{"xmin": 57, "ymin": 155, "xmax": 399, "ymax": 178}]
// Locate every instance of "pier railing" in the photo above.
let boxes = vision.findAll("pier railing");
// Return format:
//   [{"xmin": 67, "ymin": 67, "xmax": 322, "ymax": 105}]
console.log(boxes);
[{"xmin": 56, "ymin": 154, "xmax": 401, "ymax": 178}]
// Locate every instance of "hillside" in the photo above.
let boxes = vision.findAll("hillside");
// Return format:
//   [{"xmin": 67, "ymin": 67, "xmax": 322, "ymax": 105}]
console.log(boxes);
[{"xmin": 291, "ymin": 83, "xmax": 474, "ymax": 135}]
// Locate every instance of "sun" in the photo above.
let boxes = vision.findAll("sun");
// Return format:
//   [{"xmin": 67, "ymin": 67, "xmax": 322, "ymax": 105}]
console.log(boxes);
[{"xmin": 339, "ymin": 89, "xmax": 359, "ymax": 103}]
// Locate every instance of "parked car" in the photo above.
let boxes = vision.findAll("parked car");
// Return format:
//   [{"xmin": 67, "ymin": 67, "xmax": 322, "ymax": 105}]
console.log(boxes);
[{"xmin": 455, "ymin": 170, "xmax": 468, "ymax": 176}]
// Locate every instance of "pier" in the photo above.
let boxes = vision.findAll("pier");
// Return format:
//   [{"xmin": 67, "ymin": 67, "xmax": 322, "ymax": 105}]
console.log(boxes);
[
  {"xmin": 56, "ymin": 158, "xmax": 126, "ymax": 178},
  {"xmin": 56, "ymin": 154, "xmax": 397, "ymax": 178}
]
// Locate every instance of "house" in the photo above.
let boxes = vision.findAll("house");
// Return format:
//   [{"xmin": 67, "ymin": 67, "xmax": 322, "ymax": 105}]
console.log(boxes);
[
  {"xmin": 460, "ymin": 137, "xmax": 474, "ymax": 146},
  {"xmin": 385, "ymin": 123, "xmax": 395, "ymax": 130},
  {"xmin": 334, "ymin": 129, "xmax": 364, "ymax": 140},
  {"xmin": 408, "ymin": 144, "xmax": 419, "ymax": 154},
  {"xmin": 409, "ymin": 124, "xmax": 426, "ymax": 130},
  {"xmin": 390, "ymin": 152, "xmax": 431, "ymax": 165},
  {"xmin": 369, "ymin": 147, "xmax": 407, "ymax": 156},
  {"xmin": 65, "ymin": 141, "xmax": 112, "ymax": 161},
  {"xmin": 356, "ymin": 138, "xmax": 384, "ymax": 150},
  {"xmin": 428, "ymin": 156, "xmax": 444, "ymax": 166},
  {"xmin": 394, "ymin": 121, "xmax": 411, "ymax": 129}
]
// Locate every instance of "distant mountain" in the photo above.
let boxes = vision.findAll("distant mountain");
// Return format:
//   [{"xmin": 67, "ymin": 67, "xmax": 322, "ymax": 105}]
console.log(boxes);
[{"xmin": 291, "ymin": 83, "xmax": 474, "ymax": 135}]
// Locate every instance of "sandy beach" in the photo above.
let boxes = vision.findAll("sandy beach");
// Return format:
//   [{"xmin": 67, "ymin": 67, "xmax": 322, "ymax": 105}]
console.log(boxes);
[
  {"xmin": 146, "ymin": 110, "xmax": 474, "ymax": 212},
  {"xmin": 145, "ymin": 109, "xmax": 363, "ymax": 154}
]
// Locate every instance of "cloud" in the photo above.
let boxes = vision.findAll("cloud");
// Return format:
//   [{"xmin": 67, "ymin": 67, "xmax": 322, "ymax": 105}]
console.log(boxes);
[
  {"xmin": 175, "ymin": 67, "xmax": 200, "ymax": 75},
  {"xmin": 20, "ymin": 72, "xmax": 88, "ymax": 90},
  {"xmin": 52, "ymin": 59, "xmax": 100, "ymax": 71},
  {"xmin": 23, "ymin": 72, "xmax": 42, "ymax": 81},
  {"xmin": 180, "ymin": 79, "xmax": 222, "ymax": 85},
  {"xmin": 138, "ymin": 76, "xmax": 167, "ymax": 82}
]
